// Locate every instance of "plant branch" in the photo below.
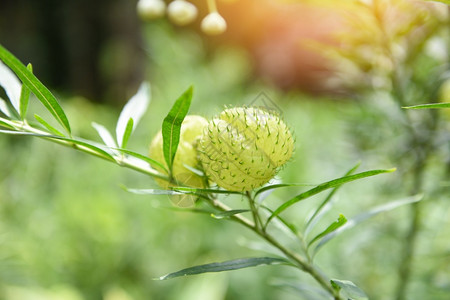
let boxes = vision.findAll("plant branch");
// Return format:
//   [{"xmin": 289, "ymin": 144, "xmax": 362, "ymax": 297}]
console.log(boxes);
[
  {"xmin": 208, "ymin": 197, "xmax": 341, "ymax": 300},
  {"xmin": 0, "ymin": 117, "xmax": 170, "ymax": 181}
]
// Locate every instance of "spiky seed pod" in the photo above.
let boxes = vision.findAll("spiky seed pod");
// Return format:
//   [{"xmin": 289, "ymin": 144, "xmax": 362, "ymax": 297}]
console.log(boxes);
[
  {"xmin": 167, "ymin": 0, "xmax": 198, "ymax": 26},
  {"xmin": 137, "ymin": 0, "xmax": 166, "ymax": 20},
  {"xmin": 198, "ymin": 107, "xmax": 294, "ymax": 191},
  {"xmin": 149, "ymin": 115, "xmax": 208, "ymax": 192},
  {"xmin": 201, "ymin": 12, "xmax": 227, "ymax": 35}
]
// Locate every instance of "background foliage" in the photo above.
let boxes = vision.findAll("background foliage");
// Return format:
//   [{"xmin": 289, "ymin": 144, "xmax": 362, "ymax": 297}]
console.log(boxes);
[{"xmin": 0, "ymin": 1, "xmax": 450, "ymax": 299}]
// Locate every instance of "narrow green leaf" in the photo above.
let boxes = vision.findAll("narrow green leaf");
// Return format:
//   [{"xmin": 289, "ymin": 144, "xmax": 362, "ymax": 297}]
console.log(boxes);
[
  {"xmin": 266, "ymin": 168, "xmax": 396, "ymax": 226},
  {"xmin": 34, "ymin": 114, "xmax": 64, "ymax": 136},
  {"xmin": 59, "ymin": 137, "xmax": 116, "ymax": 162},
  {"xmin": 0, "ymin": 98, "xmax": 13, "ymax": 118},
  {"xmin": 122, "ymin": 186, "xmax": 184, "ymax": 195},
  {"xmin": 314, "ymin": 195, "xmax": 423, "ymax": 254},
  {"xmin": 19, "ymin": 64, "xmax": 32, "ymax": 119},
  {"xmin": 0, "ymin": 129, "xmax": 40, "ymax": 135},
  {"xmin": 211, "ymin": 209, "xmax": 250, "ymax": 219},
  {"xmin": 158, "ymin": 257, "xmax": 289, "ymax": 280},
  {"xmin": 255, "ymin": 183, "xmax": 315, "ymax": 197},
  {"xmin": 0, "ymin": 44, "xmax": 71, "ymax": 134},
  {"xmin": 162, "ymin": 86, "xmax": 193, "ymax": 172},
  {"xmin": 120, "ymin": 118, "xmax": 133, "ymax": 148},
  {"xmin": 113, "ymin": 148, "xmax": 168, "ymax": 173},
  {"xmin": 308, "ymin": 214, "xmax": 347, "ymax": 248},
  {"xmin": 172, "ymin": 186, "xmax": 244, "ymax": 195},
  {"xmin": 331, "ymin": 279, "xmax": 368, "ymax": 300},
  {"xmin": 91, "ymin": 122, "xmax": 118, "ymax": 154},
  {"xmin": 403, "ymin": 102, "xmax": 450, "ymax": 109},
  {"xmin": 0, "ymin": 118, "xmax": 14, "ymax": 129},
  {"xmin": 162, "ymin": 206, "xmax": 216, "ymax": 215},
  {"xmin": 260, "ymin": 205, "xmax": 298, "ymax": 236},
  {"xmin": 183, "ymin": 163, "xmax": 204, "ymax": 176},
  {"xmin": 116, "ymin": 82, "xmax": 150, "ymax": 146},
  {"xmin": 0, "ymin": 60, "xmax": 21, "ymax": 114},
  {"xmin": 0, "ymin": 129, "xmax": 115, "ymax": 162},
  {"xmin": 305, "ymin": 162, "xmax": 360, "ymax": 234}
]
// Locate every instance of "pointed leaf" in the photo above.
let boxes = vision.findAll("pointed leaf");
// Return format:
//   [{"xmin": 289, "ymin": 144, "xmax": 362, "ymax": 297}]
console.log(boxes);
[
  {"xmin": 331, "ymin": 279, "xmax": 368, "ymax": 300},
  {"xmin": 266, "ymin": 168, "xmax": 396, "ymax": 226},
  {"xmin": 113, "ymin": 148, "xmax": 168, "ymax": 172},
  {"xmin": 183, "ymin": 163, "xmax": 204, "ymax": 176},
  {"xmin": 403, "ymin": 102, "xmax": 450, "ymax": 109},
  {"xmin": 122, "ymin": 187, "xmax": 184, "ymax": 195},
  {"xmin": 173, "ymin": 186, "xmax": 244, "ymax": 195},
  {"xmin": 255, "ymin": 182, "xmax": 314, "ymax": 197},
  {"xmin": 162, "ymin": 86, "xmax": 193, "ymax": 172},
  {"xmin": 19, "ymin": 64, "xmax": 32, "ymax": 119},
  {"xmin": 260, "ymin": 205, "xmax": 299, "ymax": 238},
  {"xmin": 255, "ymin": 178, "xmax": 282, "ymax": 204},
  {"xmin": 211, "ymin": 209, "xmax": 250, "ymax": 219},
  {"xmin": 162, "ymin": 206, "xmax": 216, "ymax": 215},
  {"xmin": 116, "ymin": 82, "xmax": 150, "ymax": 146},
  {"xmin": 0, "ymin": 98, "xmax": 12, "ymax": 118},
  {"xmin": 92, "ymin": 122, "xmax": 118, "ymax": 148},
  {"xmin": 158, "ymin": 257, "xmax": 289, "ymax": 280},
  {"xmin": 0, "ymin": 60, "xmax": 21, "ymax": 114},
  {"xmin": 0, "ymin": 44, "xmax": 71, "ymax": 134},
  {"xmin": 314, "ymin": 195, "xmax": 423, "ymax": 254},
  {"xmin": 308, "ymin": 214, "xmax": 347, "ymax": 248},
  {"xmin": 305, "ymin": 162, "xmax": 360, "ymax": 234},
  {"xmin": 120, "ymin": 118, "xmax": 133, "ymax": 149},
  {"xmin": 57, "ymin": 137, "xmax": 116, "ymax": 162},
  {"xmin": 34, "ymin": 114, "xmax": 64, "ymax": 136},
  {"xmin": 0, "ymin": 118, "xmax": 14, "ymax": 129}
]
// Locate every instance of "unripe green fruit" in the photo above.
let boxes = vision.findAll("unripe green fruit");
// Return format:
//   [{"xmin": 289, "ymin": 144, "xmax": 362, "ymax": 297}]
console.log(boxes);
[
  {"xmin": 149, "ymin": 115, "xmax": 208, "ymax": 190},
  {"xmin": 198, "ymin": 107, "xmax": 294, "ymax": 191}
]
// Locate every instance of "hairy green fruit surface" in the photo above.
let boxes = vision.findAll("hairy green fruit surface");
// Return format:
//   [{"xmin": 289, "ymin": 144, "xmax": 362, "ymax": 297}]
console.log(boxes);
[
  {"xmin": 149, "ymin": 115, "xmax": 208, "ymax": 189},
  {"xmin": 198, "ymin": 107, "xmax": 294, "ymax": 191}
]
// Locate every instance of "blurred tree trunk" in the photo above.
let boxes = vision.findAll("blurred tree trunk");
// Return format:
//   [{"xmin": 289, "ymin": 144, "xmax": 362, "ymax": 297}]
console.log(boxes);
[{"xmin": 0, "ymin": 0, "xmax": 145, "ymax": 106}]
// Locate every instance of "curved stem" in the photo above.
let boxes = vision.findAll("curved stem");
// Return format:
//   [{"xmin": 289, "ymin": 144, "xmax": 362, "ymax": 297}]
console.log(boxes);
[
  {"xmin": 208, "ymin": 198, "xmax": 341, "ymax": 299},
  {"xmin": 246, "ymin": 191, "xmax": 263, "ymax": 230},
  {"xmin": 206, "ymin": 0, "xmax": 218, "ymax": 13}
]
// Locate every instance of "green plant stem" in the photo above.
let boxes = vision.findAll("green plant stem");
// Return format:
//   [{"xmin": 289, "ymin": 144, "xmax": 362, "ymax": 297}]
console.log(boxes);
[
  {"xmin": 0, "ymin": 118, "xmax": 170, "ymax": 181},
  {"xmin": 246, "ymin": 191, "xmax": 263, "ymax": 230},
  {"xmin": 395, "ymin": 124, "xmax": 436, "ymax": 300},
  {"xmin": 206, "ymin": 0, "xmax": 218, "ymax": 13},
  {"xmin": 209, "ymin": 198, "xmax": 341, "ymax": 300}
]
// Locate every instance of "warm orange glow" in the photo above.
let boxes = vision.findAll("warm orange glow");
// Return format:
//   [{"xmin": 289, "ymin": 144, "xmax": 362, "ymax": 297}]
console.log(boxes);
[{"xmin": 191, "ymin": 0, "xmax": 447, "ymax": 94}]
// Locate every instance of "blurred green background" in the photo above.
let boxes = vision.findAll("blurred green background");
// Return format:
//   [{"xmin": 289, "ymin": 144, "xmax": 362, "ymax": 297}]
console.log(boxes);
[{"xmin": 1, "ymin": 0, "xmax": 450, "ymax": 299}]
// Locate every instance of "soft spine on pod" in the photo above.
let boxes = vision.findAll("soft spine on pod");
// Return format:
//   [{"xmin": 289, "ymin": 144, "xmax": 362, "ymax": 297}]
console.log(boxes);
[{"xmin": 198, "ymin": 107, "xmax": 294, "ymax": 192}]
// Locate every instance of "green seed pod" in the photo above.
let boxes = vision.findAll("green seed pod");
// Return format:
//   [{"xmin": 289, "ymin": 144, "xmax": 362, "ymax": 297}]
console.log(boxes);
[
  {"xmin": 149, "ymin": 115, "xmax": 208, "ymax": 206},
  {"xmin": 198, "ymin": 107, "xmax": 294, "ymax": 191}
]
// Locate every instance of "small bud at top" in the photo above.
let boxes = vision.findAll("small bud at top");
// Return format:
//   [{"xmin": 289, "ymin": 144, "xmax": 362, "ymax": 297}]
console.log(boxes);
[
  {"xmin": 167, "ymin": 0, "xmax": 198, "ymax": 26},
  {"xmin": 137, "ymin": 0, "xmax": 166, "ymax": 21},
  {"xmin": 201, "ymin": 12, "xmax": 227, "ymax": 35}
]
